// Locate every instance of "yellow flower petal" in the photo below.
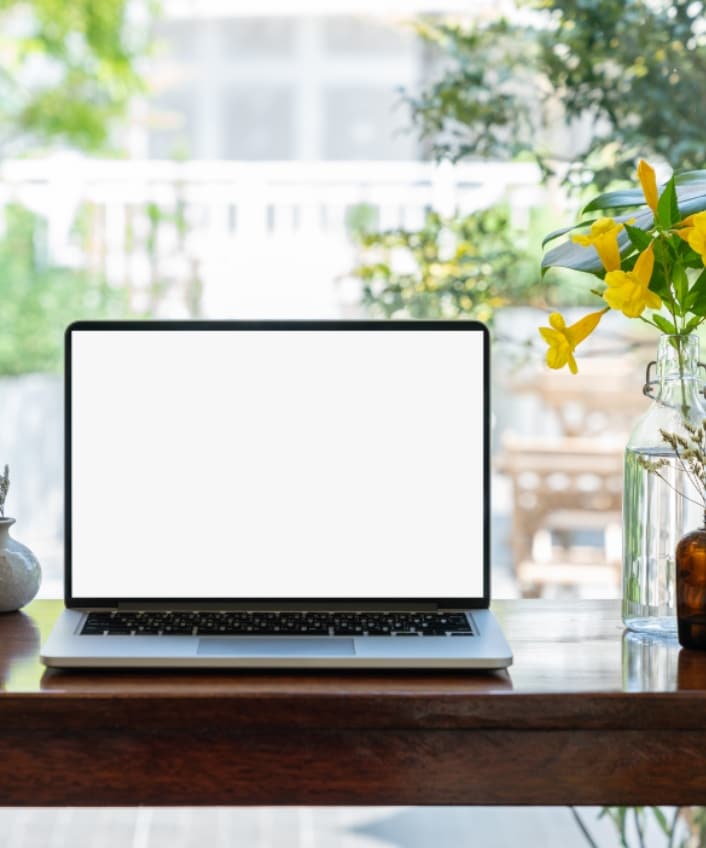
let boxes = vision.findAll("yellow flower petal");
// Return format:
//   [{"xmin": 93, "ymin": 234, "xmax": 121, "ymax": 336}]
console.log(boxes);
[
  {"xmin": 633, "ymin": 243, "xmax": 655, "ymax": 285},
  {"xmin": 571, "ymin": 217, "xmax": 623, "ymax": 272},
  {"xmin": 675, "ymin": 212, "xmax": 706, "ymax": 261},
  {"xmin": 602, "ymin": 248, "xmax": 660, "ymax": 318},
  {"xmin": 545, "ymin": 344, "xmax": 569, "ymax": 370},
  {"xmin": 591, "ymin": 217, "xmax": 621, "ymax": 237},
  {"xmin": 538, "ymin": 309, "xmax": 608, "ymax": 374},
  {"xmin": 565, "ymin": 309, "xmax": 606, "ymax": 347},
  {"xmin": 603, "ymin": 273, "xmax": 632, "ymax": 312},
  {"xmin": 678, "ymin": 214, "xmax": 697, "ymax": 229},
  {"xmin": 637, "ymin": 159, "xmax": 659, "ymax": 215},
  {"xmin": 538, "ymin": 326, "xmax": 560, "ymax": 345},
  {"xmin": 689, "ymin": 212, "xmax": 706, "ymax": 229},
  {"xmin": 687, "ymin": 228, "xmax": 706, "ymax": 264},
  {"xmin": 572, "ymin": 234, "xmax": 592, "ymax": 247},
  {"xmin": 676, "ymin": 228, "xmax": 692, "ymax": 244},
  {"xmin": 593, "ymin": 234, "xmax": 622, "ymax": 272},
  {"xmin": 645, "ymin": 289, "xmax": 662, "ymax": 311},
  {"xmin": 622, "ymin": 295, "xmax": 649, "ymax": 318}
]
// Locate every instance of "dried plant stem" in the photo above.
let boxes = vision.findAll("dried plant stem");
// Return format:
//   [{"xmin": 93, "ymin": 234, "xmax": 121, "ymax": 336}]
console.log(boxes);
[
  {"xmin": 641, "ymin": 419, "xmax": 706, "ymax": 513},
  {"xmin": 0, "ymin": 465, "xmax": 8, "ymax": 518},
  {"xmin": 650, "ymin": 469, "xmax": 706, "ymax": 511},
  {"xmin": 674, "ymin": 451, "xmax": 704, "ymax": 501}
]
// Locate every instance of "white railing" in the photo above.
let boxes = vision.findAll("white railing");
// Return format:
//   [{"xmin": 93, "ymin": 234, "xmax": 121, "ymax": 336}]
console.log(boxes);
[{"xmin": 0, "ymin": 157, "xmax": 544, "ymax": 316}]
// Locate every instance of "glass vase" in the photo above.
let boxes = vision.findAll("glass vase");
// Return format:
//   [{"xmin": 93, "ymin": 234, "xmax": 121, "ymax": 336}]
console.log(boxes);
[
  {"xmin": 623, "ymin": 334, "xmax": 706, "ymax": 636},
  {"xmin": 0, "ymin": 517, "xmax": 41, "ymax": 611}
]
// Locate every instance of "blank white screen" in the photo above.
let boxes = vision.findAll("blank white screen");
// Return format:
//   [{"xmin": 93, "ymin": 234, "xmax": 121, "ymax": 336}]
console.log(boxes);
[{"xmin": 71, "ymin": 328, "xmax": 485, "ymax": 599}]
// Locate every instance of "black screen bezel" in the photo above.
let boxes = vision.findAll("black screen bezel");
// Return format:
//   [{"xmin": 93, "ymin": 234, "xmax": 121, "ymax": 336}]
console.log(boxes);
[{"xmin": 65, "ymin": 319, "xmax": 491, "ymax": 610}]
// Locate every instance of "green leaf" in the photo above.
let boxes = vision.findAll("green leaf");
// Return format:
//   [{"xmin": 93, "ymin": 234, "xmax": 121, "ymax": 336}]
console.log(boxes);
[
  {"xmin": 684, "ymin": 315, "xmax": 703, "ymax": 333},
  {"xmin": 542, "ymin": 208, "xmax": 654, "ymax": 274},
  {"xmin": 678, "ymin": 192, "xmax": 706, "ymax": 219},
  {"xmin": 648, "ymin": 264, "xmax": 672, "ymax": 302},
  {"xmin": 541, "ymin": 219, "xmax": 598, "ymax": 248},
  {"xmin": 542, "ymin": 209, "xmax": 653, "ymax": 276},
  {"xmin": 672, "ymin": 264, "xmax": 689, "ymax": 308},
  {"xmin": 581, "ymin": 181, "xmax": 706, "ymax": 217},
  {"xmin": 583, "ymin": 189, "xmax": 645, "ymax": 213},
  {"xmin": 675, "ymin": 170, "xmax": 706, "ymax": 187},
  {"xmin": 685, "ymin": 268, "xmax": 706, "ymax": 316},
  {"xmin": 541, "ymin": 238, "xmax": 604, "ymax": 275},
  {"xmin": 657, "ymin": 176, "xmax": 679, "ymax": 228},
  {"xmin": 652, "ymin": 314, "xmax": 677, "ymax": 334},
  {"xmin": 624, "ymin": 223, "xmax": 652, "ymax": 251},
  {"xmin": 653, "ymin": 237, "xmax": 670, "ymax": 265}
]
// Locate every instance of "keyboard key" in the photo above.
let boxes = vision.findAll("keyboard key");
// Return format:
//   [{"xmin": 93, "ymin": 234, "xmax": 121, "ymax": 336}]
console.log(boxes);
[{"xmin": 81, "ymin": 610, "xmax": 474, "ymax": 637}]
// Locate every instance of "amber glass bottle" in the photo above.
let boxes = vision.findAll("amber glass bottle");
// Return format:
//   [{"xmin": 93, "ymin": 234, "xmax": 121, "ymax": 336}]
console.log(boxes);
[
  {"xmin": 676, "ymin": 513, "xmax": 706, "ymax": 650},
  {"xmin": 677, "ymin": 648, "xmax": 706, "ymax": 688}
]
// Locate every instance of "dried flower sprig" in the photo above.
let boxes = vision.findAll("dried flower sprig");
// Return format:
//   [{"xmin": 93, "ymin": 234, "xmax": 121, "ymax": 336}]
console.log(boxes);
[
  {"xmin": 638, "ymin": 419, "xmax": 706, "ymax": 511},
  {"xmin": 0, "ymin": 465, "xmax": 9, "ymax": 517}
]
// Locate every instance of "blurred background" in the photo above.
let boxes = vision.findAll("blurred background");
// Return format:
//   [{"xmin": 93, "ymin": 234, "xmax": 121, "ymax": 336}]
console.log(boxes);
[
  {"xmin": 2, "ymin": 1, "xmax": 706, "ymax": 843},
  {"xmin": 1, "ymin": 0, "xmax": 698, "ymax": 601},
  {"xmin": 4, "ymin": 0, "xmax": 697, "ymax": 602}
]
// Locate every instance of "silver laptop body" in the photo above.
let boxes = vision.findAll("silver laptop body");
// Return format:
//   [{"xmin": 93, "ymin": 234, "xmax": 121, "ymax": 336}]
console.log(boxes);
[{"xmin": 41, "ymin": 320, "xmax": 512, "ymax": 669}]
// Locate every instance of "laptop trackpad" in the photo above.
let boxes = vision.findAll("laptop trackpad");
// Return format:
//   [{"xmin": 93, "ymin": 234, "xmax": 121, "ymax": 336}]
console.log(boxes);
[{"xmin": 197, "ymin": 637, "xmax": 356, "ymax": 657}]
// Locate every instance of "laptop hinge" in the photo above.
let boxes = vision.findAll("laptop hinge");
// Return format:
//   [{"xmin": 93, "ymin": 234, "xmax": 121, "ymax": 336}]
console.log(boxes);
[{"xmin": 114, "ymin": 601, "xmax": 443, "ymax": 612}]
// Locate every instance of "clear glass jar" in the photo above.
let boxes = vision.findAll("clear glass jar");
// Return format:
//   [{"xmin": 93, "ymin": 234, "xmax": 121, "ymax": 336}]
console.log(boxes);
[{"xmin": 623, "ymin": 334, "xmax": 706, "ymax": 636}]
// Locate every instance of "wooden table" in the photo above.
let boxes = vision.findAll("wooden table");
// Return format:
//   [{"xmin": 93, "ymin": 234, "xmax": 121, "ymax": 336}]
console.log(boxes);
[{"xmin": 2, "ymin": 599, "xmax": 706, "ymax": 807}]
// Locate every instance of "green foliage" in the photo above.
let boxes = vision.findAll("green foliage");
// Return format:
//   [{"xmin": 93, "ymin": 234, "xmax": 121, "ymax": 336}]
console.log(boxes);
[
  {"xmin": 352, "ymin": 207, "xmax": 543, "ymax": 321},
  {"xmin": 0, "ymin": 0, "xmax": 152, "ymax": 155},
  {"xmin": 574, "ymin": 805, "xmax": 691, "ymax": 847},
  {"xmin": 542, "ymin": 173, "xmax": 706, "ymax": 275},
  {"xmin": 0, "ymin": 205, "xmax": 131, "ymax": 375},
  {"xmin": 406, "ymin": 19, "xmax": 538, "ymax": 166},
  {"xmin": 407, "ymin": 0, "xmax": 706, "ymax": 189},
  {"xmin": 0, "ymin": 2, "xmax": 153, "ymax": 375},
  {"xmin": 537, "ymin": 0, "xmax": 706, "ymax": 187},
  {"xmin": 539, "ymin": 163, "xmax": 706, "ymax": 354},
  {"xmin": 541, "ymin": 173, "xmax": 706, "ymax": 280}
]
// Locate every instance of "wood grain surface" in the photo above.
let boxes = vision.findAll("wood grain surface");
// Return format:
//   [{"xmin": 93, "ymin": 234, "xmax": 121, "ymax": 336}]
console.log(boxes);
[{"xmin": 1, "ymin": 599, "xmax": 705, "ymax": 806}]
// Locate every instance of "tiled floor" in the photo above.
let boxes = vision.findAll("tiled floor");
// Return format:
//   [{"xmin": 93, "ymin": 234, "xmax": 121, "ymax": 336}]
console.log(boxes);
[{"xmin": 0, "ymin": 806, "xmax": 670, "ymax": 847}]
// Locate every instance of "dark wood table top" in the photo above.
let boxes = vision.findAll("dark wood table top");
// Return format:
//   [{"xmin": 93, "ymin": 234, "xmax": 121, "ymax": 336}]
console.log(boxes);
[{"xmin": 2, "ymin": 598, "xmax": 706, "ymax": 807}]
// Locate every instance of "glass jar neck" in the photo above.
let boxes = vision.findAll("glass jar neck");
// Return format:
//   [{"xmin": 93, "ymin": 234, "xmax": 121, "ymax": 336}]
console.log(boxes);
[
  {"xmin": 655, "ymin": 335, "xmax": 702, "ymax": 409},
  {"xmin": 657, "ymin": 334, "xmax": 699, "ymax": 381}
]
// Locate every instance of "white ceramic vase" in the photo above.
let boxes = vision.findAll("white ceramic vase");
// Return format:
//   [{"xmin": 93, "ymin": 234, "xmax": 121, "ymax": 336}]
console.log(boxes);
[{"xmin": 0, "ymin": 517, "xmax": 41, "ymax": 612}]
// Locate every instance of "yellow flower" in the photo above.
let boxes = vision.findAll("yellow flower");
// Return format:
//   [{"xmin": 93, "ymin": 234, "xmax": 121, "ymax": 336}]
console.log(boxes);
[
  {"xmin": 676, "ymin": 210, "xmax": 706, "ymax": 264},
  {"xmin": 572, "ymin": 217, "xmax": 623, "ymax": 272},
  {"xmin": 637, "ymin": 159, "xmax": 659, "ymax": 215},
  {"xmin": 603, "ymin": 243, "xmax": 661, "ymax": 318},
  {"xmin": 538, "ymin": 309, "xmax": 607, "ymax": 374}
]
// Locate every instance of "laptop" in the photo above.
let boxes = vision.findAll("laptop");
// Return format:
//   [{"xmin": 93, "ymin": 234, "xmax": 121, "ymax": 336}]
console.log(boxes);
[{"xmin": 41, "ymin": 319, "xmax": 512, "ymax": 669}]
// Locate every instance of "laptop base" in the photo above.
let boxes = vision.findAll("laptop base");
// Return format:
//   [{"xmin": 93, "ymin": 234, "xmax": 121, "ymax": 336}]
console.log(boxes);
[{"xmin": 41, "ymin": 608, "xmax": 512, "ymax": 669}]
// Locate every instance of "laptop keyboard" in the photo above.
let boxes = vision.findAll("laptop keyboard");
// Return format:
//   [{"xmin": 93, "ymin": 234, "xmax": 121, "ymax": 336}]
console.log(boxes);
[{"xmin": 80, "ymin": 610, "xmax": 474, "ymax": 637}]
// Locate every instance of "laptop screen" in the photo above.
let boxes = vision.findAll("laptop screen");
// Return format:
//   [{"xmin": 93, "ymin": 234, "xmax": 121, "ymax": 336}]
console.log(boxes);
[{"xmin": 68, "ymin": 323, "xmax": 488, "ymax": 603}]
